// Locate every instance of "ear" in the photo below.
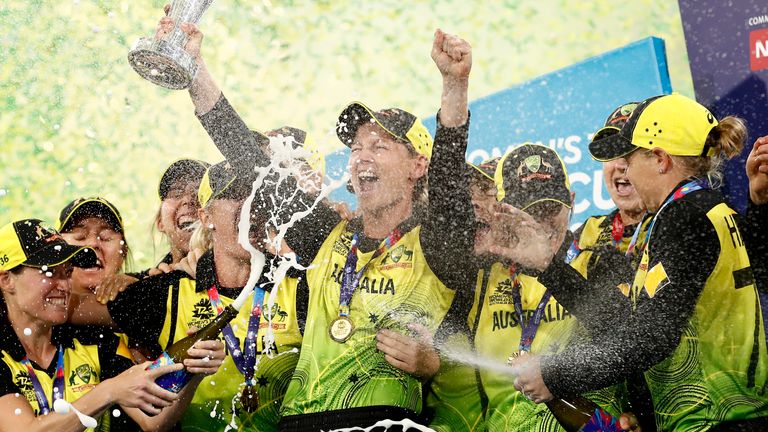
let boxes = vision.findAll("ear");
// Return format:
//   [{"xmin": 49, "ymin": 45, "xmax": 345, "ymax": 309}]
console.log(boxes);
[
  {"xmin": 409, "ymin": 155, "xmax": 429, "ymax": 181},
  {"xmin": 0, "ymin": 270, "xmax": 15, "ymax": 295},
  {"xmin": 154, "ymin": 210, "xmax": 164, "ymax": 232},
  {"xmin": 651, "ymin": 148, "xmax": 673, "ymax": 173},
  {"xmin": 198, "ymin": 208, "xmax": 210, "ymax": 227}
]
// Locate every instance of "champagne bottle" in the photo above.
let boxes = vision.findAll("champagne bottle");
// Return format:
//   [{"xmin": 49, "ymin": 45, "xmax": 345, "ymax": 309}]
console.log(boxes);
[
  {"xmin": 148, "ymin": 304, "xmax": 239, "ymax": 393},
  {"xmin": 547, "ymin": 395, "xmax": 634, "ymax": 432}
]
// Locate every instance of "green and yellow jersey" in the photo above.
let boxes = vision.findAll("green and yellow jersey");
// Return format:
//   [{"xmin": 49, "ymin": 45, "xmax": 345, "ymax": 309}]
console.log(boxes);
[
  {"xmin": 473, "ymin": 263, "xmax": 624, "ymax": 431},
  {"xmin": 281, "ymin": 221, "xmax": 456, "ymax": 419},
  {"xmin": 540, "ymin": 183, "xmax": 768, "ymax": 431},
  {"xmin": 0, "ymin": 324, "xmax": 134, "ymax": 431},
  {"xmin": 109, "ymin": 250, "xmax": 303, "ymax": 432}
]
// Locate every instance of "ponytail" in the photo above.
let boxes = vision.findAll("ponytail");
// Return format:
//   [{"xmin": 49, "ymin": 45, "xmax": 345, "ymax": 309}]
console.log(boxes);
[
  {"xmin": 674, "ymin": 116, "xmax": 747, "ymax": 184},
  {"xmin": 706, "ymin": 116, "xmax": 747, "ymax": 159}
]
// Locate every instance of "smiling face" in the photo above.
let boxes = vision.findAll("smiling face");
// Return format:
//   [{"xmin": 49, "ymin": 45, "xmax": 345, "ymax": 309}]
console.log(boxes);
[
  {"xmin": 1, "ymin": 264, "xmax": 73, "ymax": 326},
  {"xmin": 60, "ymin": 217, "xmax": 125, "ymax": 292},
  {"xmin": 348, "ymin": 122, "xmax": 427, "ymax": 217},
  {"xmin": 603, "ymin": 157, "xmax": 645, "ymax": 217},
  {"xmin": 624, "ymin": 149, "xmax": 663, "ymax": 212},
  {"xmin": 158, "ymin": 179, "xmax": 201, "ymax": 255}
]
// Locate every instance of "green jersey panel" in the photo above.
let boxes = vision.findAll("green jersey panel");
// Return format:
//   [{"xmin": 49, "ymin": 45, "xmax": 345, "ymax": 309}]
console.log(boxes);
[
  {"xmin": 475, "ymin": 264, "xmax": 624, "ymax": 431},
  {"xmin": 158, "ymin": 276, "xmax": 302, "ymax": 432},
  {"xmin": 282, "ymin": 221, "xmax": 455, "ymax": 416},
  {"xmin": 632, "ymin": 203, "xmax": 768, "ymax": 431}
]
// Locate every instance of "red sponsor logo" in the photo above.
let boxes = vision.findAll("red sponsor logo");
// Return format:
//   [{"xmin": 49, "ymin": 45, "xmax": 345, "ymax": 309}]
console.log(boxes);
[{"xmin": 750, "ymin": 28, "xmax": 768, "ymax": 71}]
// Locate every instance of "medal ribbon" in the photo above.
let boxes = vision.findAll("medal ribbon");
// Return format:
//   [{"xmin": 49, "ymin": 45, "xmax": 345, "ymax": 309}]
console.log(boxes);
[
  {"xmin": 338, "ymin": 229, "xmax": 402, "ymax": 316},
  {"xmin": 21, "ymin": 344, "xmax": 65, "ymax": 415},
  {"xmin": 207, "ymin": 285, "xmax": 266, "ymax": 383},
  {"xmin": 610, "ymin": 212, "xmax": 624, "ymax": 248},
  {"xmin": 626, "ymin": 179, "xmax": 708, "ymax": 257},
  {"xmin": 509, "ymin": 271, "xmax": 552, "ymax": 353}
]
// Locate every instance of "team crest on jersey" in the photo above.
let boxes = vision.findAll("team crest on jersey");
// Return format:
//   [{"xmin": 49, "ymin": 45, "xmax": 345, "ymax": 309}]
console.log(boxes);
[
  {"xmin": 488, "ymin": 278, "xmax": 515, "ymax": 305},
  {"xmin": 379, "ymin": 245, "xmax": 414, "ymax": 270},
  {"xmin": 69, "ymin": 364, "xmax": 93, "ymax": 385}
]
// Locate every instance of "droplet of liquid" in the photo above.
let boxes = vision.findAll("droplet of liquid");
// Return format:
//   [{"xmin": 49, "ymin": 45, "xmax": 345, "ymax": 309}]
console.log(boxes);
[
  {"xmin": 208, "ymin": 224, "xmax": 214, "ymax": 229},
  {"xmin": 150, "ymin": 68, "xmax": 159, "ymax": 76},
  {"xmin": 41, "ymin": 265, "xmax": 48, "ymax": 271},
  {"xmin": 112, "ymin": 409, "xmax": 121, "ymax": 417},
  {"xmin": 119, "ymin": 240, "xmax": 125, "ymax": 245},
  {"xmin": 45, "ymin": 271, "xmax": 53, "ymax": 277},
  {"xmin": 209, "ymin": 381, "xmax": 215, "ymax": 386},
  {"xmin": 14, "ymin": 408, "xmax": 21, "ymax": 415},
  {"xmin": 23, "ymin": 328, "xmax": 32, "ymax": 336}
]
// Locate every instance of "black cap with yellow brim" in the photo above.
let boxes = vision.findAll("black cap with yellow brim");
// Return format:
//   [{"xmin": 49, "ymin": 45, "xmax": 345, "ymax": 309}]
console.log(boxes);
[
  {"xmin": 197, "ymin": 161, "xmax": 256, "ymax": 208},
  {"xmin": 57, "ymin": 197, "xmax": 124, "ymax": 234},
  {"xmin": 158, "ymin": 158, "xmax": 211, "ymax": 200},
  {"xmin": 336, "ymin": 102, "xmax": 434, "ymax": 159},
  {"xmin": 494, "ymin": 143, "xmax": 571, "ymax": 210},
  {"xmin": 0, "ymin": 219, "xmax": 97, "ymax": 271},
  {"xmin": 589, "ymin": 94, "xmax": 719, "ymax": 162},
  {"xmin": 468, "ymin": 157, "xmax": 499, "ymax": 181}
]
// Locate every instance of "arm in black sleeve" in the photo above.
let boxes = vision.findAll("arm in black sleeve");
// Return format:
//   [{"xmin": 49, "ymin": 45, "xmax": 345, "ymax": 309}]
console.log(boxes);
[
  {"xmin": 196, "ymin": 94, "xmax": 270, "ymax": 174},
  {"xmin": 538, "ymin": 231, "xmax": 634, "ymax": 336},
  {"xmin": 421, "ymin": 111, "xmax": 476, "ymax": 291},
  {"xmin": 107, "ymin": 272, "xmax": 180, "ymax": 345},
  {"xmin": 744, "ymin": 200, "xmax": 768, "ymax": 293},
  {"xmin": 539, "ymin": 199, "xmax": 720, "ymax": 396}
]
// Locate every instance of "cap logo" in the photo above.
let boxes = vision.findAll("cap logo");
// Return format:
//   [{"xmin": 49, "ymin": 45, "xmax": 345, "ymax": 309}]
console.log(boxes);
[
  {"xmin": 707, "ymin": 112, "xmax": 715, "ymax": 124},
  {"xmin": 517, "ymin": 155, "xmax": 553, "ymax": 183},
  {"xmin": 36, "ymin": 225, "xmax": 62, "ymax": 243}
]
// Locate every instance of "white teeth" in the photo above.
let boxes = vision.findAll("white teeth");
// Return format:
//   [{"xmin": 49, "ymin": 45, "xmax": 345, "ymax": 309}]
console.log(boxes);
[
  {"xmin": 45, "ymin": 298, "xmax": 67, "ymax": 306},
  {"xmin": 358, "ymin": 171, "xmax": 377, "ymax": 180}
]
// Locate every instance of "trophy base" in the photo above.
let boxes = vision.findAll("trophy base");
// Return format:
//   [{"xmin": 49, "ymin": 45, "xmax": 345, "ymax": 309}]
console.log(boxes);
[{"xmin": 128, "ymin": 38, "xmax": 198, "ymax": 90}]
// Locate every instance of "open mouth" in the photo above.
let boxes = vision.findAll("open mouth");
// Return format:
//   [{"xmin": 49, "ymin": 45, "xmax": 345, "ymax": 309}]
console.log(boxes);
[
  {"xmin": 82, "ymin": 258, "xmax": 104, "ymax": 272},
  {"xmin": 177, "ymin": 215, "xmax": 198, "ymax": 232},
  {"xmin": 357, "ymin": 170, "xmax": 379, "ymax": 193},
  {"xmin": 614, "ymin": 178, "xmax": 635, "ymax": 197},
  {"xmin": 44, "ymin": 296, "xmax": 67, "ymax": 308},
  {"xmin": 474, "ymin": 222, "xmax": 491, "ymax": 242}
]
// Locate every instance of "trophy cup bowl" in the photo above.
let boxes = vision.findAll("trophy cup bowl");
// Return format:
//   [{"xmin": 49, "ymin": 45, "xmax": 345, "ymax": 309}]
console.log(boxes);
[{"xmin": 128, "ymin": 0, "xmax": 214, "ymax": 90}]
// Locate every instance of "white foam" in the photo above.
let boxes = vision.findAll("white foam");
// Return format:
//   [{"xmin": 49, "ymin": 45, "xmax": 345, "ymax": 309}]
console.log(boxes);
[
  {"xmin": 327, "ymin": 419, "xmax": 436, "ymax": 432},
  {"xmin": 53, "ymin": 399, "xmax": 98, "ymax": 428}
]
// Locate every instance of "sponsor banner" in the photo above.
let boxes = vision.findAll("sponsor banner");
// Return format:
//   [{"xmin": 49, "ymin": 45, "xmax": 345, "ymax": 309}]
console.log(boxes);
[
  {"xmin": 325, "ymin": 37, "xmax": 672, "ymax": 226},
  {"xmin": 679, "ymin": 0, "xmax": 768, "ymax": 211}
]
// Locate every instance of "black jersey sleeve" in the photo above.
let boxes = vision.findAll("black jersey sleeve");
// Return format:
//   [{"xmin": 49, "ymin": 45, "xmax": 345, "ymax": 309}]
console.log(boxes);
[
  {"xmin": 197, "ymin": 94, "xmax": 270, "ymax": 174},
  {"xmin": 0, "ymin": 364, "xmax": 20, "ymax": 398},
  {"xmin": 420, "ymin": 112, "xmax": 477, "ymax": 292},
  {"xmin": 107, "ymin": 271, "xmax": 183, "ymax": 345},
  {"xmin": 538, "ymin": 231, "xmax": 634, "ymax": 336},
  {"xmin": 540, "ymin": 196, "xmax": 721, "ymax": 396}
]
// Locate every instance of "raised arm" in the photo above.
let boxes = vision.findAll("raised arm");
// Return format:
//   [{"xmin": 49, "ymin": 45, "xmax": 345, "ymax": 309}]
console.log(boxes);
[{"xmin": 421, "ymin": 29, "xmax": 476, "ymax": 291}]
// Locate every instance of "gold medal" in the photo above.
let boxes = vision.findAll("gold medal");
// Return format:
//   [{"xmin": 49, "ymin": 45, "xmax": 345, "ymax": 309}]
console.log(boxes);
[
  {"xmin": 329, "ymin": 316, "xmax": 355, "ymax": 343},
  {"xmin": 240, "ymin": 384, "xmax": 259, "ymax": 412}
]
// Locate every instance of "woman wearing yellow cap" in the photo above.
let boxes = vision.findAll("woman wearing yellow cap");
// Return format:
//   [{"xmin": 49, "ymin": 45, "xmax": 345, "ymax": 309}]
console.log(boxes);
[
  {"xmin": 0, "ymin": 219, "xmax": 215, "ymax": 431},
  {"xmin": 169, "ymin": 15, "xmax": 476, "ymax": 429},
  {"xmin": 492, "ymin": 94, "xmax": 768, "ymax": 431}
]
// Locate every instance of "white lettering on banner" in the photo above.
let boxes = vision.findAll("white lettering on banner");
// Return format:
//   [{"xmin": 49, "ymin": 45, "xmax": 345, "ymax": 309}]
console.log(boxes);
[
  {"xmin": 569, "ymin": 171, "xmax": 592, "ymax": 214},
  {"xmin": 757, "ymin": 40, "xmax": 768, "ymax": 58},
  {"xmin": 748, "ymin": 15, "xmax": 768, "ymax": 27}
]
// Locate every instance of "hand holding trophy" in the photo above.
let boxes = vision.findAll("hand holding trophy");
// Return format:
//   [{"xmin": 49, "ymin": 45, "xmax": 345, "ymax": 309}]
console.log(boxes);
[{"xmin": 128, "ymin": 0, "xmax": 213, "ymax": 89}]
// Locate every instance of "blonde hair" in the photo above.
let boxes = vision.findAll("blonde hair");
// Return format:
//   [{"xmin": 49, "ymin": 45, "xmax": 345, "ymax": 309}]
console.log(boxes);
[
  {"xmin": 188, "ymin": 222, "xmax": 213, "ymax": 252},
  {"xmin": 673, "ymin": 116, "xmax": 747, "ymax": 186}
]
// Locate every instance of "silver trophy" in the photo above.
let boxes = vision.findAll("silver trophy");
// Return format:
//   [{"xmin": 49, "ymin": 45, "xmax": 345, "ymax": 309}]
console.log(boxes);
[{"xmin": 128, "ymin": 0, "xmax": 214, "ymax": 90}]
